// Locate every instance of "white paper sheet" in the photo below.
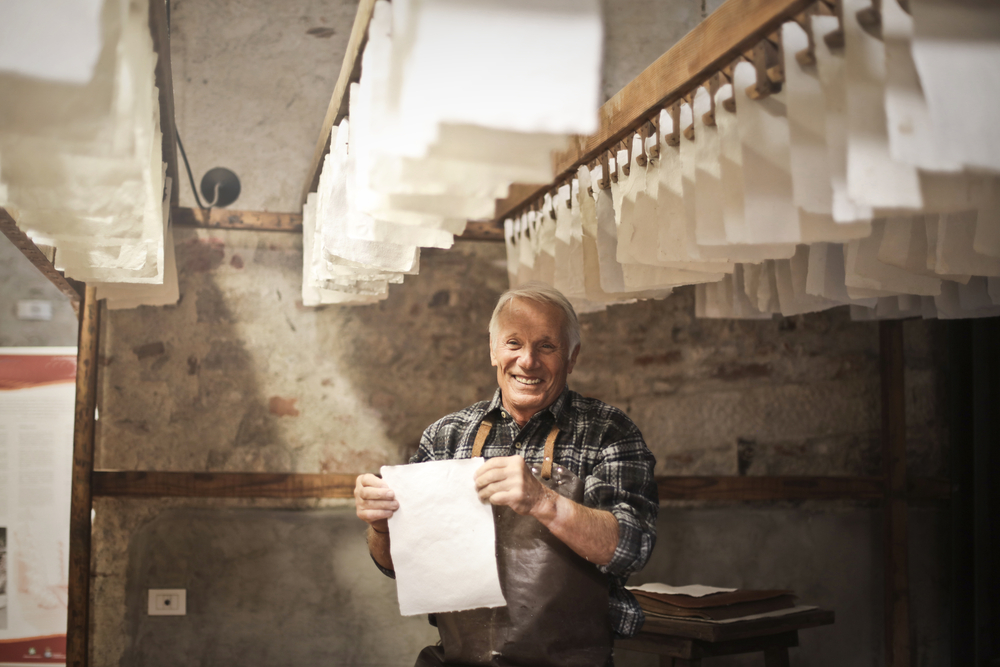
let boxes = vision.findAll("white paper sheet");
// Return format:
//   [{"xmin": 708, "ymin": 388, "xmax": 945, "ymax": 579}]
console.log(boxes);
[
  {"xmin": 381, "ymin": 458, "xmax": 505, "ymax": 616},
  {"xmin": 627, "ymin": 583, "xmax": 737, "ymax": 598}
]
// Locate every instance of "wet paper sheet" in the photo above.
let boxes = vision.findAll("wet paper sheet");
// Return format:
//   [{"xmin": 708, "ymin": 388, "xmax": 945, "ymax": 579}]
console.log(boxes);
[{"xmin": 382, "ymin": 458, "xmax": 506, "ymax": 616}]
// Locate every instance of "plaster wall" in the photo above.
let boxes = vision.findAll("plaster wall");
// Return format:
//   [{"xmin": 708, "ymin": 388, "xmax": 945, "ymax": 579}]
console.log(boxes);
[
  {"xmin": 87, "ymin": 0, "xmax": 953, "ymax": 665},
  {"xmin": 0, "ymin": 235, "xmax": 78, "ymax": 347}
]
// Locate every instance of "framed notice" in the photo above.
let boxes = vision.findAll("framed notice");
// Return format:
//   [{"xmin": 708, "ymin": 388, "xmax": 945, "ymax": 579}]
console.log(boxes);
[{"xmin": 0, "ymin": 348, "xmax": 76, "ymax": 665}]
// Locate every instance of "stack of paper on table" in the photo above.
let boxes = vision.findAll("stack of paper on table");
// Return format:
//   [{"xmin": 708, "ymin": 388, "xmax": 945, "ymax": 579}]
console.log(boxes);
[{"xmin": 628, "ymin": 583, "xmax": 801, "ymax": 622}]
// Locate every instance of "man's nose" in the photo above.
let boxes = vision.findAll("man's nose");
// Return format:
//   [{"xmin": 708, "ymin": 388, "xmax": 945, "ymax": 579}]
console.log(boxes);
[{"xmin": 519, "ymin": 347, "xmax": 541, "ymax": 368}]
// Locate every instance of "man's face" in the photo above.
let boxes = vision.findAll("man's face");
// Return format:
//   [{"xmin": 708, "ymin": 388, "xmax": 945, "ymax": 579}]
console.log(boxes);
[{"xmin": 490, "ymin": 298, "xmax": 579, "ymax": 425}]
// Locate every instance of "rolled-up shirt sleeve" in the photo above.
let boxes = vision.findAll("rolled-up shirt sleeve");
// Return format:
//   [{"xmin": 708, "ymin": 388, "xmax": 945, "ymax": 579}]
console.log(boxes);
[{"xmin": 584, "ymin": 421, "xmax": 659, "ymax": 580}]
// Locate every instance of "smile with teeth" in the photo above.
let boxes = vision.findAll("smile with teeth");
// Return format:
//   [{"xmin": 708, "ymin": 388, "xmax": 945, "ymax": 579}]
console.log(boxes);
[{"xmin": 514, "ymin": 375, "xmax": 542, "ymax": 385}]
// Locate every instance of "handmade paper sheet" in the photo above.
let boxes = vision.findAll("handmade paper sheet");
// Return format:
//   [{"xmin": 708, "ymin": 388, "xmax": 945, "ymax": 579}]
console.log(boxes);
[{"xmin": 382, "ymin": 458, "xmax": 506, "ymax": 616}]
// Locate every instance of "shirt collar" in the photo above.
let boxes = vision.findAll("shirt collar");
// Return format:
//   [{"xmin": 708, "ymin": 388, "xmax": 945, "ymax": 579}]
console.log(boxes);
[{"xmin": 487, "ymin": 385, "xmax": 571, "ymax": 426}]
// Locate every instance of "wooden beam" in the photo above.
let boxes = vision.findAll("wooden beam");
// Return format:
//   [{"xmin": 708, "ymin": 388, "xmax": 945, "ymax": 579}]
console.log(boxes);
[
  {"xmin": 493, "ymin": 0, "xmax": 814, "ymax": 223},
  {"xmin": 657, "ymin": 475, "xmax": 886, "ymax": 501},
  {"xmin": 149, "ymin": 0, "xmax": 179, "ymax": 207},
  {"xmin": 92, "ymin": 470, "xmax": 357, "ymax": 498},
  {"xmin": 172, "ymin": 206, "xmax": 303, "ymax": 233},
  {"xmin": 880, "ymin": 320, "xmax": 911, "ymax": 667},
  {"xmin": 92, "ymin": 470, "xmax": 950, "ymax": 502},
  {"xmin": 66, "ymin": 285, "xmax": 100, "ymax": 667},
  {"xmin": 299, "ymin": 0, "xmax": 377, "ymax": 208},
  {"xmin": 0, "ymin": 208, "xmax": 84, "ymax": 303},
  {"xmin": 171, "ymin": 206, "xmax": 504, "ymax": 242}
]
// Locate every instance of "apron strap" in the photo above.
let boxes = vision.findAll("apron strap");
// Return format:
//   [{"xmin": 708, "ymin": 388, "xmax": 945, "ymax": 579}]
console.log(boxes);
[
  {"xmin": 471, "ymin": 415, "xmax": 496, "ymax": 458},
  {"xmin": 540, "ymin": 426, "xmax": 560, "ymax": 480},
  {"xmin": 471, "ymin": 413, "xmax": 560, "ymax": 480}
]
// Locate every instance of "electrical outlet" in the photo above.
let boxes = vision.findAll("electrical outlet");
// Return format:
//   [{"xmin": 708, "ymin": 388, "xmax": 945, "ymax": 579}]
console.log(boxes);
[
  {"xmin": 16, "ymin": 300, "xmax": 53, "ymax": 321},
  {"xmin": 147, "ymin": 589, "xmax": 186, "ymax": 616}
]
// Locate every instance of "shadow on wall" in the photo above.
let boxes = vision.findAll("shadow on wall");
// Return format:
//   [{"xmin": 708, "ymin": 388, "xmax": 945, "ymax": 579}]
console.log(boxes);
[{"xmin": 97, "ymin": 230, "xmax": 510, "ymax": 473}]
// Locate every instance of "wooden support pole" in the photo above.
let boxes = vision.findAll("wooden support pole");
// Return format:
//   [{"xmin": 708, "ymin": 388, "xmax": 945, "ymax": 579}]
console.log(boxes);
[
  {"xmin": 0, "ymin": 208, "xmax": 84, "ymax": 304},
  {"xmin": 299, "ymin": 0, "xmax": 377, "ymax": 208},
  {"xmin": 171, "ymin": 206, "xmax": 504, "ymax": 242},
  {"xmin": 149, "ymin": 0, "xmax": 179, "ymax": 206},
  {"xmin": 880, "ymin": 320, "xmax": 911, "ymax": 667},
  {"xmin": 66, "ymin": 285, "xmax": 100, "ymax": 667}
]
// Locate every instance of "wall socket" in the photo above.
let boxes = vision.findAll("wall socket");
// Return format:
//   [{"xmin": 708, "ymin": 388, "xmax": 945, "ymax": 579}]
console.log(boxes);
[
  {"xmin": 147, "ymin": 589, "xmax": 186, "ymax": 616},
  {"xmin": 16, "ymin": 300, "xmax": 53, "ymax": 321}
]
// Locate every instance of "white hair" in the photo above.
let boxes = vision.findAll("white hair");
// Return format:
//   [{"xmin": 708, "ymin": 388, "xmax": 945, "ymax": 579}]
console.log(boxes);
[{"xmin": 488, "ymin": 283, "xmax": 581, "ymax": 354}]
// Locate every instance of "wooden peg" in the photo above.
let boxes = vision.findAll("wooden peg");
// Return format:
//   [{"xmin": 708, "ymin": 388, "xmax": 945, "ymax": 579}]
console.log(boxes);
[
  {"xmin": 620, "ymin": 138, "xmax": 631, "ymax": 177},
  {"xmin": 665, "ymin": 102, "xmax": 682, "ymax": 147},
  {"xmin": 681, "ymin": 94, "xmax": 695, "ymax": 141},
  {"xmin": 599, "ymin": 152, "xmax": 611, "ymax": 189},
  {"xmin": 824, "ymin": 0, "xmax": 845, "ymax": 49},
  {"xmin": 646, "ymin": 116, "xmax": 660, "ymax": 161},
  {"xmin": 636, "ymin": 124, "xmax": 649, "ymax": 167},
  {"xmin": 766, "ymin": 31, "xmax": 785, "ymax": 85},
  {"xmin": 746, "ymin": 37, "xmax": 781, "ymax": 100},
  {"xmin": 856, "ymin": 0, "xmax": 883, "ymax": 40},
  {"xmin": 702, "ymin": 74, "xmax": 721, "ymax": 127}
]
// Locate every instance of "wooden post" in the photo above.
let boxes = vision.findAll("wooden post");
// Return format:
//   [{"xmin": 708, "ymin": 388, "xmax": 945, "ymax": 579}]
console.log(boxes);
[
  {"xmin": 149, "ymin": 0, "xmax": 179, "ymax": 206},
  {"xmin": 66, "ymin": 285, "xmax": 100, "ymax": 667},
  {"xmin": 880, "ymin": 320, "xmax": 911, "ymax": 667}
]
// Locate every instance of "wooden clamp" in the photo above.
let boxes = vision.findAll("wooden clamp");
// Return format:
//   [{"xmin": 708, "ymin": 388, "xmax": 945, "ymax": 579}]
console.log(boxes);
[
  {"xmin": 794, "ymin": 2, "xmax": 835, "ymax": 67},
  {"xmin": 665, "ymin": 102, "xmax": 682, "ymax": 147},
  {"xmin": 681, "ymin": 92, "xmax": 698, "ymax": 141},
  {"xmin": 746, "ymin": 36, "xmax": 782, "ymax": 100},
  {"xmin": 856, "ymin": 0, "xmax": 883, "ymax": 40},
  {"xmin": 599, "ymin": 152, "xmax": 611, "ymax": 190},
  {"xmin": 823, "ymin": 0, "xmax": 845, "ymax": 48},
  {"xmin": 646, "ymin": 116, "xmax": 660, "ymax": 161},
  {"xmin": 702, "ymin": 73, "xmax": 722, "ymax": 127},
  {"xmin": 636, "ymin": 123, "xmax": 649, "ymax": 168}
]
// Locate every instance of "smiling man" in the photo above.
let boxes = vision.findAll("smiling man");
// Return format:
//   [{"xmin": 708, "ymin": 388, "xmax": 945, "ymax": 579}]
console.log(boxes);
[{"xmin": 355, "ymin": 283, "xmax": 658, "ymax": 667}]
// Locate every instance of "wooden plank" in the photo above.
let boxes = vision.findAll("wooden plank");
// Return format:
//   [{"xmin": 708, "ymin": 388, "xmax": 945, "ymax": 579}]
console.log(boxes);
[
  {"xmin": 493, "ymin": 0, "xmax": 814, "ymax": 223},
  {"xmin": 299, "ymin": 0, "xmax": 377, "ymax": 207},
  {"xmin": 657, "ymin": 476, "xmax": 885, "ymax": 501},
  {"xmin": 171, "ymin": 206, "xmax": 505, "ymax": 241},
  {"xmin": 91, "ymin": 470, "xmax": 947, "ymax": 501},
  {"xmin": 880, "ymin": 320, "xmax": 910, "ymax": 667},
  {"xmin": 66, "ymin": 285, "xmax": 100, "ymax": 667},
  {"xmin": 0, "ymin": 208, "xmax": 84, "ymax": 303},
  {"xmin": 92, "ymin": 471, "xmax": 358, "ymax": 498},
  {"xmin": 638, "ymin": 609, "xmax": 834, "ymax": 643},
  {"xmin": 172, "ymin": 206, "xmax": 303, "ymax": 233},
  {"xmin": 640, "ymin": 609, "xmax": 832, "ymax": 643},
  {"xmin": 149, "ymin": 0, "xmax": 179, "ymax": 207}
]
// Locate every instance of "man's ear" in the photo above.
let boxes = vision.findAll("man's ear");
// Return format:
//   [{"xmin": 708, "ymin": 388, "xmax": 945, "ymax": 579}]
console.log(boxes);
[
  {"xmin": 566, "ymin": 344, "xmax": 581, "ymax": 374},
  {"xmin": 489, "ymin": 338, "xmax": 498, "ymax": 367}
]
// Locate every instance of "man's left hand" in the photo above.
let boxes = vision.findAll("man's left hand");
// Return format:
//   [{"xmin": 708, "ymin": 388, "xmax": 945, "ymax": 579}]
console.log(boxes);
[{"xmin": 474, "ymin": 455, "xmax": 550, "ymax": 516}]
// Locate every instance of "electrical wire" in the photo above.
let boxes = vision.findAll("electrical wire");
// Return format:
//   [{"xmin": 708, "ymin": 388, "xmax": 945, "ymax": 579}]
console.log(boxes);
[{"xmin": 174, "ymin": 126, "xmax": 208, "ymax": 209}]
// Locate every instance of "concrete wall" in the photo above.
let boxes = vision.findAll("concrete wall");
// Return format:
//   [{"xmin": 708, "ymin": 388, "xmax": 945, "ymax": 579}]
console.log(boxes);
[
  {"xmin": 0, "ymin": 236, "xmax": 77, "ymax": 347},
  {"xmin": 87, "ymin": 1, "xmax": 954, "ymax": 665}
]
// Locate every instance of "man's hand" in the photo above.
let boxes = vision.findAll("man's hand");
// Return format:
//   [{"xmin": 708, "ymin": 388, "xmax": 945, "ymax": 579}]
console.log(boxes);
[
  {"xmin": 354, "ymin": 473, "xmax": 399, "ymax": 534},
  {"xmin": 475, "ymin": 456, "xmax": 620, "ymax": 566},
  {"xmin": 474, "ymin": 456, "xmax": 552, "ymax": 516}
]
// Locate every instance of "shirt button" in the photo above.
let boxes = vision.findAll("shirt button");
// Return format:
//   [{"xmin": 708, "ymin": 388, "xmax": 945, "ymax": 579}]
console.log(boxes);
[
  {"xmin": 515, "ymin": 442, "xmax": 523, "ymax": 449},
  {"xmin": 501, "ymin": 411, "xmax": 507, "ymax": 419}
]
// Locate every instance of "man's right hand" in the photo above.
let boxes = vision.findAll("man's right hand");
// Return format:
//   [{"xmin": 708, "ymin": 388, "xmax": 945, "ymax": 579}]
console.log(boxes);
[{"xmin": 354, "ymin": 473, "xmax": 399, "ymax": 534}]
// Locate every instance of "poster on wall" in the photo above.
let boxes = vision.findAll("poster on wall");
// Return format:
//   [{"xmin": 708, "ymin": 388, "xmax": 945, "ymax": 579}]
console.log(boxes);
[{"xmin": 0, "ymin": 348, "xmax": 76, "ymax": 665}]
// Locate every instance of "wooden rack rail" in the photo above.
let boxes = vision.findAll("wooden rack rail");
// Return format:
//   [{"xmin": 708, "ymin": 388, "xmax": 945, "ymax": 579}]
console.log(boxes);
[
  {"xmin": 15, "ymin": 1, "xmax": 917, "ymax": 666},
  {"xmin": 492, "ymin": 0, "xmax": 820, "ymax": 224}
]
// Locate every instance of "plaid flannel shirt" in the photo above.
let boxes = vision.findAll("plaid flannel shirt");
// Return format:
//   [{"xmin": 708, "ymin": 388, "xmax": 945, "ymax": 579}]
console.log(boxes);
[{"xmin": 407, "ymin": 386, "xmax": 658, "ymax": 638}]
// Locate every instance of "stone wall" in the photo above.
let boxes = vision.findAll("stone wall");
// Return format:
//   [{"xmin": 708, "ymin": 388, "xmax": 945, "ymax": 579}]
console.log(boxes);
[{"xmin": 86, "ymin": 0, "xmax": 952, "ymax": 665}]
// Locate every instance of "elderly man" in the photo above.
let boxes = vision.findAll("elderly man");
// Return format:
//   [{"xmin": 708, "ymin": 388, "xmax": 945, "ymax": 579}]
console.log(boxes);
[{"xmin": 355, "ymin": 284, "xmax": 658, "ymax": 666}]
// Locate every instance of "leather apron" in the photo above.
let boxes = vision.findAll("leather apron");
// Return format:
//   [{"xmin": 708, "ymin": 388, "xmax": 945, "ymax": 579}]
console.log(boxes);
[{"xmin": 415, "ymin": 416, "xmax": 612, "ymax": 667}]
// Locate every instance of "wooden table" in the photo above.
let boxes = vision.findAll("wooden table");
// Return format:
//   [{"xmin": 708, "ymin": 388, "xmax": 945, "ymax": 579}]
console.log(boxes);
[{"xmin": 614, "ymin": 608, "xmax": 835, "ymax": 666}]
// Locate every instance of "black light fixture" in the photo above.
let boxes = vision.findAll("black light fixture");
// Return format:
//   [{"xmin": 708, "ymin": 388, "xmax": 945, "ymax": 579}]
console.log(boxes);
[{"xmin": 199, "ymin": 167, "xmax": 241, "ymax": 208}]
